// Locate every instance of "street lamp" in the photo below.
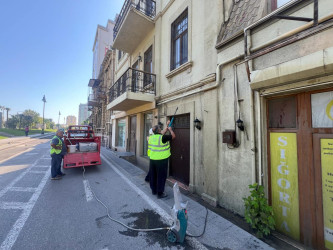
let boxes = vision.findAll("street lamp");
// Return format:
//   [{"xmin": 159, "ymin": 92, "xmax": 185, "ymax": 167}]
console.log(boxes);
[
  {"xmin": 42, "ymin": 95, "xmax": 46, "ymax": 134},
  {"xmin": 58, "ymin": 111, "xmax": 61, "ymax": 129}
]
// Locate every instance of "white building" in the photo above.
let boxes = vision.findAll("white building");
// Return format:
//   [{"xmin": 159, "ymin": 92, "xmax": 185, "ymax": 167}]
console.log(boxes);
[
  {"xmin": 92, "ymin": 20, "xmax": 115, "ymax": 79},
  {"xmin": 78, "ymin": 103, "xmax": 90, "ymax": 125}
]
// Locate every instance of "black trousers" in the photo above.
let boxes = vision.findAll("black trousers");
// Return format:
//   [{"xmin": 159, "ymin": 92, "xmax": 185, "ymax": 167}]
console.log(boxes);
[{"xmin": 149, "ymin": 158, "xmax": 169, "ymax": 195}]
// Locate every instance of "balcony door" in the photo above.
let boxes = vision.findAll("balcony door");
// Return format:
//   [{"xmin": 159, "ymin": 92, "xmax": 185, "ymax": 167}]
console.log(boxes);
[
  {"xmin": 144, "ymin": 45, "xmax": 153, "ymax": 88},
  {"xmin": 132, "ymin": 60, "xmax": 139, "ymax": 92}
]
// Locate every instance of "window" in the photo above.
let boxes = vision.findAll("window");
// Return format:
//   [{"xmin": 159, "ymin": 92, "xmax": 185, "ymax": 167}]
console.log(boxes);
[
  {"xmin": 271, "ymin": 0, "xmax": 292, "ymax": 11},
  {"xmin": 171, "ymin": 9, "xmax": 188, "ymax": 71},
  {"xmin": 118, "ymin": 50, "xmax": 123, "ymax": 61},
  {"xmin": 117, "ymin": 119, "xmax": 126, "ymax": 147},
  {"xmin": 268, "ymin": 96, "xmax": 297, "ymax": 128}
]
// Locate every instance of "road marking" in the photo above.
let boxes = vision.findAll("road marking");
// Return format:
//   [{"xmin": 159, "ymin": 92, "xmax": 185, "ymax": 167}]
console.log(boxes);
[
  {"xmin": 0, "ymin": 170, "xmax": 50, "ymax": 250},
  {"xmin": 29, "ymin": 170, "xmax": 47, "ymax": 174},
  {"xmin": 100, "ymin": 154, "xmax": 208, "ymax": 250},
  {"xmin": 33, "ymin": 165, "xmax": 50, "ymax": 168},
  {"xmin": 9, "ymin": 187, "xmax": 37, "ymax": 192},
  {"xmin": 0, "ymin": 160, "xmax": 39, "ymax": 199},
  {"xmin": 83, "ymin": 180, "xmax": 93, "ymax": 202},
  {"xmin": 0, "ymin": 148, "xmax": 33, "ymax": 164},
  {"xmin": 0, "ymin": 202, "xmax": 28, "ymax": 210}
]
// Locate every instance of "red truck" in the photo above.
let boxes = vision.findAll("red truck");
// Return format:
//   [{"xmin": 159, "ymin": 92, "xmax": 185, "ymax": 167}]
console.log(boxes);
[{"xmin": 63, "ymin": 125, "xmax": 102, "ymax": 168}]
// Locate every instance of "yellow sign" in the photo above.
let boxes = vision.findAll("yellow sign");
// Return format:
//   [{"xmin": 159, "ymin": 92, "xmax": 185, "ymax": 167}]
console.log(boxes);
[
  {"xmin": 326, "ymin": 100, "xmax": 333, "ymax": 121},
  {"xmin": 321, "ymin": 139, "xmax": 333, "ymax": 249},
  {"xmin": 270, "ymin": 133, "xmax": 300, "ymax": 240}
]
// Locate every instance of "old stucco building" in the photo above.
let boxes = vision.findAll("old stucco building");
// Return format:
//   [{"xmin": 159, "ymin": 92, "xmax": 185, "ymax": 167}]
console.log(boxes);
[
  {"xmin": 89, "ymin": 0, "xmax": 333, "ymax": 248},
  {"xmin": 216, "ymin": 0, "xmax": 333, "ymax": 248}
]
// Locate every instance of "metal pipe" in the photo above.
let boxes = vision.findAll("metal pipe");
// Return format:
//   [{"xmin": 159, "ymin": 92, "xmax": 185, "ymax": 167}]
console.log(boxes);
[
  {"xmin": 251, "ymin": 13, "xmax": 333, "ymax": 53},
  {"xmin": 244, "ymin": 0, "xmax": 308, "ymax": 59},
  {"xmin": 157, "ymin": 54, "xmax": 244, "ymax": 105},
  {"xmin": 314, "ymin": 0, "xmax": 318, "ymax": 26},
  {"xmin": 244, "ymin": 0, "xmax": 302, "ymax": 33},
  {"xmin": 249, "ymin": 89, "xmax": 256, "ymax": 184},
  {"xmin": 256, "ymin": 91, "xmax": 262, "ymax": 185}
]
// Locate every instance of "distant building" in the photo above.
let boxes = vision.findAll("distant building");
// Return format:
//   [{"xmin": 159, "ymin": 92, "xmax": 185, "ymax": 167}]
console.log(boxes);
[
  {"xmin": 0, "ymin": 112, "xmax": 2, "ymax": 127},
  {"xmin": 92, "ymin": 20, "xmax": 115, "ymax": 79},
  {"xmin": 66, "ymin": 116, "xmax": 77, "ymax": 126},
  {"xmin": 78, "ymin": 103, "xmax": 90, "ymax": 125}
]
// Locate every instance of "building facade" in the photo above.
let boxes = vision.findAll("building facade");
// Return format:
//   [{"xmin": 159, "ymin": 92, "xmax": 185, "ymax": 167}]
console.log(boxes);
[
  {"xmin": 215, "ymin": 0, "xmax": 333, "ymax": 248},
  {"xmin": 66, "ymin": 115, "xmax": 77, "ymax": 126},
  {"xmin": 88, "ymin": 20, "xmax": 116, "ymax": 147},
  {"xmin": 89, "ymin": 0, "xmax": 333, "ymax": 248},
  {"xmin": 78, "ymin": 103, "xmax": 90, "ymax": 125}
]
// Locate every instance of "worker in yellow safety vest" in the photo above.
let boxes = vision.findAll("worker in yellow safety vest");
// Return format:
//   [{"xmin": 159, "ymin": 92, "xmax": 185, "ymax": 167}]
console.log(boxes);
[
  {"xmin": 50, "ymin": 129, "xmax": 67, "ymax": 180},
  {"xmin": 148, "ymin": 120, "xmax": 175, "ymax": 199}
]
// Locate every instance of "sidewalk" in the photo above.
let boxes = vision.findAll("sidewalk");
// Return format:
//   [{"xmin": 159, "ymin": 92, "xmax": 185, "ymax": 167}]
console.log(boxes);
[{"xmin": 100, "ymin": 147, "xmax": 297, "ymax": 250}]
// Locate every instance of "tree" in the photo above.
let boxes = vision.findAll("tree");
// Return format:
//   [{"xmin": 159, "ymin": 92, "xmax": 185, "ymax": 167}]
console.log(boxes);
[
  {"xmin": 6, "ymin": 115, "xmax": 20, "ymax": 129},
  {"xmin": 21, "ymin": 115, "xmax": 33, "ymax": 128},
  {"xmin": 23, "ymin": 109, "xmax": 40, "ymax": 128},
  {"xmin": 5, "ymin": 107, "xmax": 10, "ymax": 127},
  {"xmin": 0, "ymin": 105, "xmax": 5, "ymax": 127}
]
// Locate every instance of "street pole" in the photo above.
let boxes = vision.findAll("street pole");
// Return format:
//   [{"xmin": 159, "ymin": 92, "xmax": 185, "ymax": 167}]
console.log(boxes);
[
  {"xmin": 58, "ymin": 111, "xmax": 61, "ymax": 129},
  {"xmin": 42, "ymin": 95, "xmax": 46, "ymax": 134}
]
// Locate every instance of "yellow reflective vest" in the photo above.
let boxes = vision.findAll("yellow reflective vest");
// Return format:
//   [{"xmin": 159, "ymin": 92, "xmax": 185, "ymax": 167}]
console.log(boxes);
[
  {"xmin": 148, "ymin": 134, "xmax": 171, "ymax": 160},
  {"xmin": 50, "ymin": 136, "xmax": 63, "ymax": 155}
]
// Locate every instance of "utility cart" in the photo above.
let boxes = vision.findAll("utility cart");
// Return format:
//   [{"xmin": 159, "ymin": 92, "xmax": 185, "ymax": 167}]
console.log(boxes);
[{"xmin": 63, "ymin": 125, "xmax": 101, "ymax": 168}]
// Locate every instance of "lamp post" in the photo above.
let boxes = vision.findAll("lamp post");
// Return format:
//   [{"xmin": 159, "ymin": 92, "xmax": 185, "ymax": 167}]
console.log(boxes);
[
  {"xmin": 58, "ymin": 111, "xmax": 61, "ymax": 129},
  {"xmin": 42, "ymin": 95, "xmax": 46, "ymax": 134}
]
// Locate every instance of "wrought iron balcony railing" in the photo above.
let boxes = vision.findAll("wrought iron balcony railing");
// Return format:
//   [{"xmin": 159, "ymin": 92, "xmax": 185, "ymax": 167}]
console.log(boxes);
[
  {"xmin": 109, "ymin": 67, "xmax": 156, "ymax": 103},
  {"xmin": 88, "ymin": 94, "xmax": 97, "ymax": 102},
  {"xmin": 113, "ymin": 0, "xmax": 156, "ymax": 40}
]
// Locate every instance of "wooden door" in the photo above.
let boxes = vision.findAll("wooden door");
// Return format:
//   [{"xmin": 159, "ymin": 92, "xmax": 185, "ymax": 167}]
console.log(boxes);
[
  {"xmin": 267, "ymin": 89, "xmax": 333, "ymax": 248},
  {"xmin": 129, "ymin": 116, "xmax": 136, "ymax": 154},
  {"xmin": 169, "ymin": 114, "xmax": 190, "ymax": 185},
  {"xmin": 313, "ymin": 134, "xmax": 333, "ymax": 250}
]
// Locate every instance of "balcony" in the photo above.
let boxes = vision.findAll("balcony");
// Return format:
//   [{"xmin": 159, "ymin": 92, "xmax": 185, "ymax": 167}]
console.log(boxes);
[
  {"xmin": 88, "ymin": 79, "xmax": 101, "ymax": 88},
  {"xmin": 88, "ymin": 94, "xmax": 99, "ymax": 107},
  {"xmin": 113, "ymin": 0, "xmax": 156, "ymax": 53},
  {"xmin": 107, "ymin": 68, "xmax": 156, "ymax": 111}
]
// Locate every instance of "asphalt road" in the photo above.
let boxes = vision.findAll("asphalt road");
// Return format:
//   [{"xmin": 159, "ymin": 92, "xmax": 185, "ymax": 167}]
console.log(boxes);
[{"xmin": 0, "ymin": 136, "xmax": 195, "ymax": 250}]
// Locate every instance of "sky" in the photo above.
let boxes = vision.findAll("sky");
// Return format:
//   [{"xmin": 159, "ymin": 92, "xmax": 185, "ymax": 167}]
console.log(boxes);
[{"xmin": 0, "ymin": 0, "xmax": 123, "ymax": 124}]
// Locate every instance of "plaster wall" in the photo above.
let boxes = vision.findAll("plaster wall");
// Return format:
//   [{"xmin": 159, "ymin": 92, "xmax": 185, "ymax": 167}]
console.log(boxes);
[
  {"xmin": 158, "ymin": 0, "xmax": 221, "ymax": 97},
  {"xmin": 215, "ymin": 62, "xmax": 254, "ymax": 214},
  {"xmin": 215, "ymin": 0, "xmax": 333, "ymax": 215},
  {"xmin": 250, "ymin": 0, "xmax": 332, "ymax": 50},
  {"xmin": 253, "ymin": 29, "xmax": 333, "ymax": 71}
]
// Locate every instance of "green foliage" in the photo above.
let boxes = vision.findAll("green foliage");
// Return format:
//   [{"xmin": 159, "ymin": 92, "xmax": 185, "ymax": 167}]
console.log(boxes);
[
  {"xmin": 0, "ymin": 136, "xmax": 8, "ymax": 140},
  {"xmin": 243, "ymin": 183, "xmax": 275, "ymax": 238},
  {"xmin": 22, "ymin": 109, "xmax": 40, "ymax": 127},
  {"xmin": 6, "ymin": 115, "xmax": 20, "ymax": 129},
  {"xmin": 0, "ymin": 128, "xmax": 56, "ymax": 136}
]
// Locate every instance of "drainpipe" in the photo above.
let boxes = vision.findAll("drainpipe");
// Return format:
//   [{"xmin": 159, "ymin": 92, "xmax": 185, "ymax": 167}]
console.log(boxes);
[
  {"xmin": 256, "ymin": 91, "xmax": 262, "ymax": 185},
  {"xmin": 234, "ymin": 60, "xmax": 257, "ymax": 185},
  {"xmin": 157, "ymin": 54, "xmax": 244, "ymax": 105},
  {"xmin": 251, "ymin": 14, "xmax": 333, "ymax": 53}
]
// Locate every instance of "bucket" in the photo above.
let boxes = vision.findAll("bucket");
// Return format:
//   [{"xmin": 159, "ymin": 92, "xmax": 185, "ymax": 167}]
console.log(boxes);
[{"xmin": 68, "ymin": 145, "xmax": 76, "ymax": 153}]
